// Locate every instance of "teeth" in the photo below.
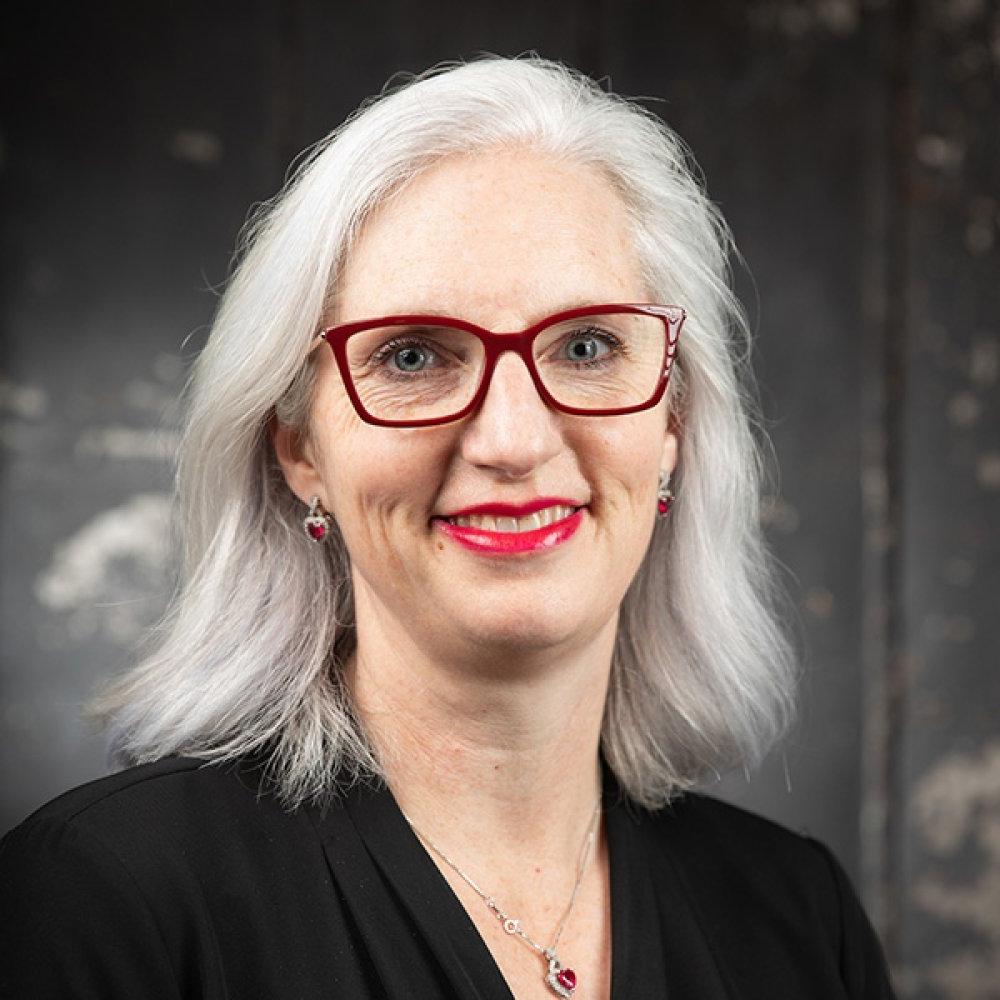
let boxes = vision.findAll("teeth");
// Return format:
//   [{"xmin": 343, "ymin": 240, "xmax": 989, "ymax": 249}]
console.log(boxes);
[{"xmin": 446, "ymin": 505, "xmax": 579, "ymax": 533}]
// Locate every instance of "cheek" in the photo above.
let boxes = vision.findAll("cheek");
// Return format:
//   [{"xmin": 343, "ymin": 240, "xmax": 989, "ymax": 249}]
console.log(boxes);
[
  {"xmin": 310, "ymin": 392, "xmax": 451, "ymax": 535},
  {"xmin": 581, "ymin": 418, "xmax": 664, "ymax": 516}
]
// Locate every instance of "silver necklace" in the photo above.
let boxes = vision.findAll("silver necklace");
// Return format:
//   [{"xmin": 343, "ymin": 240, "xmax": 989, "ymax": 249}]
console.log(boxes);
[{"xmin": 401, "ymin": 796, "xmax": 602, "ymax": 999}]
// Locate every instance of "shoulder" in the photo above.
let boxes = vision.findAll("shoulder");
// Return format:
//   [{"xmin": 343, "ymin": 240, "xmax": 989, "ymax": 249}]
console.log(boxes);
[
  {"xmin": 0, "ymin": 759, "xmax": 234, "ymax": 996},
  {"xmin": 637, "ymin": 789, "xmax": 843, "ymax": 912},
  {"xmin": 627, "ymin": 791, "xmax": 896, "ymax": 997},
  {"xmin": 1, "ymin": 754, "xmax": 317, "ymax": 900},
  {"xmin": 6, "ymin": 756, "xmax": 211, "ymax": 834},
  {"xmin": 642, "ymin": 788, "xmax": 834, "ymax": 866},
  {"xmin": 8, "ymin": 755, "xmax": 262, "ymax": 831},
  {"xmin": 0, "ymin": 755, "xmax": 331, "ymax": 997},
  {"xmin": 0, "ymin": 757, "xmax": 331, "ymax": 998},
  {"xmin": 657, "ymin": 786, "xmax": 817, "ymax": 839},
  {"xmin": 5, "ymin": 757, "xmax": 260, "ymax": 860}
]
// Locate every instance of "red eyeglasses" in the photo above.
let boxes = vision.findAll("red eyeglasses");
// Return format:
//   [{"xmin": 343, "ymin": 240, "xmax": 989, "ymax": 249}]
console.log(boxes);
[{"xmin": 314, "ymin": 303, "xmax": 684, "ymax": 428}]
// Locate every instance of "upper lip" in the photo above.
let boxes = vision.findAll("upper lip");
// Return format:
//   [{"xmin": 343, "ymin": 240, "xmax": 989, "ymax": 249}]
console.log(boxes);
[{"xmin": 436, "ymin": 497, "xmax": 587, "ymax": 518}]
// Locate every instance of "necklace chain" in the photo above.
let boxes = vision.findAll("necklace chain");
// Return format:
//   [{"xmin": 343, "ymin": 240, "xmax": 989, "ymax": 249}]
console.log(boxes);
[{"xmin": 402, "ymin": 794, "xmax": 602, "ymax": 961}]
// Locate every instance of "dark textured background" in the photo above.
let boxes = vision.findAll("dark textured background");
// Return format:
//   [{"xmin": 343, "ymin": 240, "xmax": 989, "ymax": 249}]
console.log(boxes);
[{"xmin": 2, "ymin": 3, "xmax": 998, "ymax": 996}]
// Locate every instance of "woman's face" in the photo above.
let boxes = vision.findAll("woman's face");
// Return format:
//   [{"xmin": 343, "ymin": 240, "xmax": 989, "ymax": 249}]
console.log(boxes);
[{"xmin": 276, "ymin": 149, "xmax": 679, "ymax": 663}]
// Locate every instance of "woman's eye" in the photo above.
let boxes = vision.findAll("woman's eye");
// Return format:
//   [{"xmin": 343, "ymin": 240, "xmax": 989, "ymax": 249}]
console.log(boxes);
[
  {"xmin": 564, "ymin": 332, "xmax": 612, "ymax": 362},
  {"xmin": 391, "ymin": 345, "xmax": 432, "ymax": 372}
]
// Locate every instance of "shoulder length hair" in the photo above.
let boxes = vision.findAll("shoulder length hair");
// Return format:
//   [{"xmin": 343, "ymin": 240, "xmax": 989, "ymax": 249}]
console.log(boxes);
[{"xmin": 88, "ymin": 55, "xmax": 799, "ymax": 810}]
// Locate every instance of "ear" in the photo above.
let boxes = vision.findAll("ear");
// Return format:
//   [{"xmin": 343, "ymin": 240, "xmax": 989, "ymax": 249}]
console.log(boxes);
[
  {"xmin": 269, "ymin": 413, "xmax": 326, "ymax": 507},
  {"xmin": 660, "ymin": 413, "xmax": 680, "ymax": 477}
]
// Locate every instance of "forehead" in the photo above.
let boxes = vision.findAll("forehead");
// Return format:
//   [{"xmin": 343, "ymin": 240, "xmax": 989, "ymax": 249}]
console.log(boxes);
[{"xmin": 334, "ymin": 149, "xmax": 645, "ymax": 326}]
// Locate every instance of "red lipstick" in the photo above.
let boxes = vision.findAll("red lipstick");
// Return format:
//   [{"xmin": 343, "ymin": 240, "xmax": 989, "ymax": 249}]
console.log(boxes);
[
  {"xmin": 441, "ymin": 496, "xmax": 583, "ymax": 518},
  {"xmin": 433, "ymin": 500, "xmax": 585, "ymax": 556}
]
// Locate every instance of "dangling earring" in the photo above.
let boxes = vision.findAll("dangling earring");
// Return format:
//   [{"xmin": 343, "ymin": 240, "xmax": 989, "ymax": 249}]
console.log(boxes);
[
  {"xmin": 657, "ymin": 470, "xmax": 674, "ymax": 518},
  {"xmin": 303, "ymin": 495, "xmax": 334, "ymax": 542}
]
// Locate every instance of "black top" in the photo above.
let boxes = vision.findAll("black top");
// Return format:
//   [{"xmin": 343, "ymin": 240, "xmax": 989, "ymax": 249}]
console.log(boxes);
[{"xmin": 0, "ymin": 754, "xmax": 896, "ymax": 999}]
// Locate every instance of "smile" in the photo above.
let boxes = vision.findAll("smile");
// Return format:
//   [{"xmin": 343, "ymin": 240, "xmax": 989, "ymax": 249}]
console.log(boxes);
[
  {"xmin": 432, "ymin": 504, "xmax": 586, "ymax": 555},
  {"xmin": 444, "ymin": 505, "xmax": 580, "ymax": 533}
]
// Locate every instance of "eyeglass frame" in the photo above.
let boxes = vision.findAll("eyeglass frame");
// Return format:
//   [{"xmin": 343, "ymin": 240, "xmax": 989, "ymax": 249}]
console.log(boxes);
[{"xmin": 313, "ymin": 302, "xmax": 685, "ymax": 428}]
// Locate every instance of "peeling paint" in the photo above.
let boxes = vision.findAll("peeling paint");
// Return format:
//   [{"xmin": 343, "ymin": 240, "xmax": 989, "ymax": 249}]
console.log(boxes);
[
  {"xmin": 0, "ymin": 379, "xmax": 47, "ymax": 419},
  {"xmin": 813, "ymin": 0, "xmax": 858, "ymax": 34},
  {"xmin": 913, "ymin": 876, "xmax": 1000, "ymax": 939},
  {"xmin": 966, "ymin": 219, "xmax": 995, "ymax": 255},
  {"xmin": 760, "ymin": 496, "xmax": 800, "ymax": 533},
  {"xmin": 914, "ymin": 741, "xmax": 1000, "ymax": 854},
  {"xmin": 35, "ymin": 493, "xmax": 172, "ymax": 610},
  {"xmin": 923, "ymin": 612, "xmax": 977, "ymax": 643},
  {"xmin": 34, "ymin": 493, "xmax": 173, "ymax": 644},
  {"xmin": 976, "ymin": 452, "xmax": 1000, "ymax": 489},
  {"xmin": 966, "ymin": 197, "xmax": 997, "ymax": 256},
  {"xmin": 803, "ymin": 586, "xmax": 835, "ymax": 618},
  {"xmin": 911, "ymin": 742, "xmax": 1000, "ymax": 996},
  {"xmin": 152, "ymin": 353, "xmax": 186, "ymax": 384},
  {"xmin": 921, "ymin": 948, "xmax": 1000, "ymax": 1000},
  {"xmin": 948, "ymin": 390, "xmax": 982, "ymax": 427},
  {"xmin": 124, "ymin": 380, "xmax": 182, "ymax": 419},
  {"xmin": 866, "ymin": 524, "xmax": 896, "ymax": 554},
  {"xmin": 969, "ymin": 337, "xmax": 998, "ymax": 387},
  {"xmin": 916, "ymin": 133, "xmax": 966, "ymax": 173},
  {"xmin": 0, "ymin": 419, "xmax": 49, "ymax": 455},
  {"xmin": 74, "ymin": 425, "xmax": 179, "ymax": 462},
  {"xmin": 862, "ymin": 465, "xmax": 889, "ymax": 508}
]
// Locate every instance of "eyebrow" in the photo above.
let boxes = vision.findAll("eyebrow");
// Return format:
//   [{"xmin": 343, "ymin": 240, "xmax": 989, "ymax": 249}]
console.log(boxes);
[{"xmin": 328, "ymin": 298, "xmax": 629, "ymax": 329}]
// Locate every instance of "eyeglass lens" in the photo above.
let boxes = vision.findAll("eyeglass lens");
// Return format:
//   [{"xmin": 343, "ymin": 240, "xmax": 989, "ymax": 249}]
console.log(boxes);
[{"xmin": 343, "ymin": 312, "xmax": 668, "ymax": 422}]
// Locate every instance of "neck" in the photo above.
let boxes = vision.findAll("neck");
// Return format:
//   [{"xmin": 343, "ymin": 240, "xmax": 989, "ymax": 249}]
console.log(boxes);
[{"xmin": 346, "ymin": 584, "xmax": 614, "ymax": 869}]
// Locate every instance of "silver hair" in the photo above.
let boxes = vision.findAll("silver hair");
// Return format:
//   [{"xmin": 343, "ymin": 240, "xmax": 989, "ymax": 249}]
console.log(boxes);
[{"xmin": 87, "ymin": 55, "xmax": 799, "ymax": 810}]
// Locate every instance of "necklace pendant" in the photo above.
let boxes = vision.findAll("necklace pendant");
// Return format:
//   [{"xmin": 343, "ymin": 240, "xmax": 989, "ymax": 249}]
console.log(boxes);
[{"xmin": 545, "ymin": 955, "xmax": 578, "ymax": 998}]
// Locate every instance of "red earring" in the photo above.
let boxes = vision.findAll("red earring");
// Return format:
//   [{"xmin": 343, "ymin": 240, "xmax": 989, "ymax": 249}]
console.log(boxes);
[
  {"xmin": 657, "ymin": 471, "xmax": 674, "ymax": 518},
  {"xmin": 303, "ymin": 495, "xmax": 334, "ymax": 542}
]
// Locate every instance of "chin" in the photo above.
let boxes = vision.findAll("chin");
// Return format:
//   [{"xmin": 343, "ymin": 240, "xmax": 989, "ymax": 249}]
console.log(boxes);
[{"xmin": 453, "ymin": 599, "xmax": 610, "ymax": 660}]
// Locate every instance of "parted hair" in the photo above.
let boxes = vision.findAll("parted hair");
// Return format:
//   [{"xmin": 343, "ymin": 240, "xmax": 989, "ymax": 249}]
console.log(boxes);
[{"xmin": 87, "ymin": 54, "xmax": 799, "ymax": 810}]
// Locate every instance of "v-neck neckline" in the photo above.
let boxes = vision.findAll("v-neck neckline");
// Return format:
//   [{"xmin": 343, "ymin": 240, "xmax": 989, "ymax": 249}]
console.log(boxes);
[{"xmin": 308, "ymin": 757, "xmax": 733, "ymax": 999}]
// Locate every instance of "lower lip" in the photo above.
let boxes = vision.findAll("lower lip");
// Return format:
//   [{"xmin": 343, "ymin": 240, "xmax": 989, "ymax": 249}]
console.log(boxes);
[{"xmin": 433, "ymin": 509, "xmax": 585, "ymax": 555}]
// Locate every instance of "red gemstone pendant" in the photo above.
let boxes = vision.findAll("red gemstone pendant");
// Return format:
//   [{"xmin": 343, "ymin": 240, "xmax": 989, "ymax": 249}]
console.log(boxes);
[
  {"xmin": 545, "ymin": 958, "xmax": 577, "ymax": 997},
  {"xmin": 558, "ymin": 968, "xmax": 577, "ymax": 990},
  {"xmin": 306, "ymin": 521, "xmax": 327, "ymax": 541}
]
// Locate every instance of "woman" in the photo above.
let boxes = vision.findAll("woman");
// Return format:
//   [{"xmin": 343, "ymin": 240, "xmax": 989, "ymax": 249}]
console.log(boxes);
[{"xmin": 0, "ymin": 56, "xmax": 895, "ymax": 998}]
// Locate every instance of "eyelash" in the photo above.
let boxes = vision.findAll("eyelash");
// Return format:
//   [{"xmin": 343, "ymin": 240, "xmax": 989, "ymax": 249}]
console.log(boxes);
[
  {"xmin": 366, "ymin": 336, "xmax": 448, "ymax": 380},
  {"xmin": 365, "ymin": 327, "xmax": 627, "ymax": 377},
  {"xmin": 557, "ymin": 327, "xmax": 626, "ymax": 365}
]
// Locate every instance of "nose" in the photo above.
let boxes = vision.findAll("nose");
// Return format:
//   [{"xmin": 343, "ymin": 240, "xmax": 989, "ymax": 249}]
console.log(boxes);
[{"xmin": 459, "ymin": 350, "xmax": 563, "ymax": 478}]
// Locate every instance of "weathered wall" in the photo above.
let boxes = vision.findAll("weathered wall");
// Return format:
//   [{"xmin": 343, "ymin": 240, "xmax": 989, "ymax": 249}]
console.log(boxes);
[
  {"xmin": 882, "ymin": 2, "xmax": 1000, "ymax": 994},
  {"xmin": 2, "ymin": 3, "xmax": 997, "ymax": 995}
]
